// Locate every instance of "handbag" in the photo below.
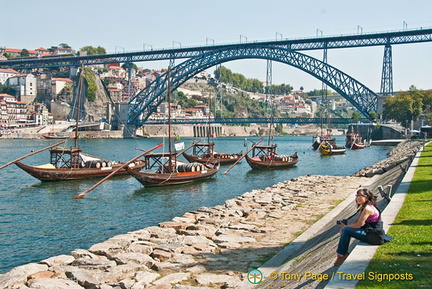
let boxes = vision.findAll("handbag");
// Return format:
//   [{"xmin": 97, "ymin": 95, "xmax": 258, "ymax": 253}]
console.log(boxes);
[
  {"xmin": 364, "ymin": 221, "xmax": 385, "ymax": 245},
  {"xmin": 364, "ymin": 206, "xmax": 391, "ymax": 245}
]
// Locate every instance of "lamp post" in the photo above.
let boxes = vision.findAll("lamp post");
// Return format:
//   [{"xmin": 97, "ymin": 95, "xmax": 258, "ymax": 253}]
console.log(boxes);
[
  {"xmin": 240, "ymin": 35, "xmax": 247, "ymax": 43},
  {"xmin": 115, "ymin": 46, "xmax": 125, "ymax": 54},
  {"xmin": 316, "ymin": 29, "xmax": 323, "ymax": 37},
  {"xmin": 206, "ymin": 37, "xmax": 215, "ymax": 46},
  {"xmin": 276, "ymin": 32, "xmax": 283, "ymax": 41},
  {"xmin": 143, "ymin": 43, "xmax": 153, "ymax": 51},
  {"xmin": 357, "ymin": 25, "xmax": 363, "ymax": 34},
  {"xmin": 172, "ymin": 41, "xmax": 181, "ymax": 48}
]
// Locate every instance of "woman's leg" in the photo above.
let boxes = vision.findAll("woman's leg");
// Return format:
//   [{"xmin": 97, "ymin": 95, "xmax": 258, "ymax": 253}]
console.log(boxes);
[{"xmin": 336, "ymin": 227, "xmax": 367, "ymax": 256}]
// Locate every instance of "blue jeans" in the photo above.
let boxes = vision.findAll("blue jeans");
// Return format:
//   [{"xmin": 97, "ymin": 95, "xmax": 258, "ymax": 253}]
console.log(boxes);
[{"xmin": 336, "ymin": 227, "xmax": 367, "ymax": 256}]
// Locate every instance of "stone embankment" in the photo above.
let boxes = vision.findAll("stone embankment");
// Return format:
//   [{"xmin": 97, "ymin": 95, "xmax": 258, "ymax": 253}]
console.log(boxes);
[
  {"xmin": 0, "ymin": 140, "xmax": 422, "ymax": 289},
  {"xmin": 353, "ymin": 140, "xmax": 423, "ymax": 178}
]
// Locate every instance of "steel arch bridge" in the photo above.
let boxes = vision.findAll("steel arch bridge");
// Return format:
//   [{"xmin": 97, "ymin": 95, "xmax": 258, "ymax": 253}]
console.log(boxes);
[{"xmin": 129, "ymin": 45, "xmax": 377, "ymax": 125}]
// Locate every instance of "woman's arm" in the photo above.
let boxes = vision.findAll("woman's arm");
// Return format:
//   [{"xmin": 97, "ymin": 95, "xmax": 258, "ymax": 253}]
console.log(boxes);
[{"xmin": 340, "ymin": 206, "xmax": 373, "ymax": 229}]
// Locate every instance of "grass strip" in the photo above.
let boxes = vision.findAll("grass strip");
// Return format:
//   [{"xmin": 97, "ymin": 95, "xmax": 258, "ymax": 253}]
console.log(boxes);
[{"xmin": 357, "ymin": 142, "xmax": 432, "ymax": 289}]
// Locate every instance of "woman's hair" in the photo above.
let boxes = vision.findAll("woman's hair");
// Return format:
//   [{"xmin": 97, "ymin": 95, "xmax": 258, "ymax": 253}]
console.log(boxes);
[{"xmin": 357, "ymin": 188, "xmax": 377, "ymax": 209}]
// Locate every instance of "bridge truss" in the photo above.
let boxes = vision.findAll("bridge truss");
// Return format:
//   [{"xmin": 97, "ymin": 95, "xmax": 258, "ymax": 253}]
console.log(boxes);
[
  {"xmin": 129, "ymin": 45, "xmax": 378, "ymax": 125},
  {"xmin": 2, "ymin": 28, "xmax": 432, "ymax": 125}
]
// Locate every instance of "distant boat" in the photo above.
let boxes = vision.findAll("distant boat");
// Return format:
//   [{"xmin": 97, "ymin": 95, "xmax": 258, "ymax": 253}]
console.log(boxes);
[
  {"xmin": 312, "ymin": 134, "xmax": 335, "ymax": 150},
  {"xmin": 42, "ymin": 133, "xmax": 69, "ymax": 139},
  {"xmin": 345, "ymin": 133, "xmax": 366, "ymax": 150},
  {"xmin": 246, "ymin": 143, "xmax": 298, "ymax": 170},
  {"xmin": 182, "ymin": 142, "xmax": 242, "ymax": 165},
  {"xmin": 319, "ymin": 141, "xmax": 347, "ymax": 155}
]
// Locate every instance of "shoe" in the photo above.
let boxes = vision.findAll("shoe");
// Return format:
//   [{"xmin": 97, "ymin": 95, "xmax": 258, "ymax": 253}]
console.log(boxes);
[{"xmin": 334, "ymin": 253, "xmax": 349, "ymax": 266}]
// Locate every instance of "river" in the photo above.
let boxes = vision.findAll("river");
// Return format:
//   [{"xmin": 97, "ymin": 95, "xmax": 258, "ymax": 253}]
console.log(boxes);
[{"xmin": 0, "ymin": 136, "xmax": 391, "ymax": 273}]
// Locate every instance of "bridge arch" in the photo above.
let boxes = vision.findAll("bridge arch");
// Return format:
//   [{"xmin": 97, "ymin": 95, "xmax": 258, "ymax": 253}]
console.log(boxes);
[{"xmin": 129, "ymin": 45, "xmax": 378, "ymax": 125}]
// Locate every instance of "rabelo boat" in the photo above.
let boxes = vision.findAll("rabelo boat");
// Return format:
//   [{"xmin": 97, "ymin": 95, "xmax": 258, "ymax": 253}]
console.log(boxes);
[
  {"xmin": 14, "ymin": 66, "xmax": 145, "ymax": 181},
  {"xmin": 126, "ymin": 67, "xmax": 220, "ymax": 187}
]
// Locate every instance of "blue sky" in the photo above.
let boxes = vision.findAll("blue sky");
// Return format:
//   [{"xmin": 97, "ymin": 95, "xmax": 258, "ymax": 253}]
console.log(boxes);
[{"xmin": 1, "ymin": 0, "xmax": 432, "ymax": 92}]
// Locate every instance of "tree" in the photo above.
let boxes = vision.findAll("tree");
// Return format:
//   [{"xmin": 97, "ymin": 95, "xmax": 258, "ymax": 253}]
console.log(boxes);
[
  {"xmin": 368, "ymin": 111, "xmax": 380, "ymax": 121},
  {"xmin": 0, "ymin": 83, "xmax": 15, "ymax": 95},
  {"xmin": 80, "ymin": 45, "xmax": 106, "ymax": 55},
  {"xmin": 351, "ymin": 111, "xmax": 361, "ymax": 122},
  {"xmin": 59, "ymin": 43, "xmax": 71, "ymax": 49},
  {"xmin": 382, "ymin": 91, "xmax": 422, "ymax": 129},
  {"xmin": 122, "ymin": 62, "xmax": 138, "ymax": 72},
  {"xmin": 20, "ymin": 49, "xmax": 29, "ymax": 57}
]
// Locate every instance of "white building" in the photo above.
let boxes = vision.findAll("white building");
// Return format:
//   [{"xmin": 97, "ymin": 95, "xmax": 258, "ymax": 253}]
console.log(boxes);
[
  {"xmin": 0, "ymin": 68, "xmax": 18, "ymax": 85},
  {"xmin": 5, "ymin": 74, "xmax": 37, "ymax": 103}
]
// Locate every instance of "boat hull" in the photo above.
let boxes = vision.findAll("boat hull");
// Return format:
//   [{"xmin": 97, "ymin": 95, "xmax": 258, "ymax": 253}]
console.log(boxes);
[
  {"xmin": 245, "ymin": 154, "xmax": 298, "ymax": 170},
  {"xmin": 182, "ymin": 152, "xmax": 241, "ymax": 165},
  {"xmin": 319, "ymin": 144, "xmax": 346, "ymax": 155},
  {"xmin": 15, "ymin": 160, "xmax": 146, "ymax": 181},
  {"xmin": 350, "ymin": 142, "xmax": 365, "ymax": 150},
  {"xmin": 127, "ymin": 165, "xmax": 219, "ymax": 187}
]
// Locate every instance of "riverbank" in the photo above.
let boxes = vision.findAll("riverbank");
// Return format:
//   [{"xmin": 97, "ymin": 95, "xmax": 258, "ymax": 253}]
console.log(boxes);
[
  {"xmin": 0, "ymin": 140, "xmax": 422, "ymax": 289},
  {"xmin": 0, "ymin": 123, "xmax": 339, "ymax": 139}
]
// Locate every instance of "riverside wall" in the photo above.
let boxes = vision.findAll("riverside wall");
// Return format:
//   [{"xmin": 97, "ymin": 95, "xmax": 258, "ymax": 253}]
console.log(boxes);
[
  {"xmin": 0, "ymin": 140, "xmax": 423, "ymax": 289},
  {"xmin": 0, "ymin": 123, "xmax": 341, "ymax": 139}
]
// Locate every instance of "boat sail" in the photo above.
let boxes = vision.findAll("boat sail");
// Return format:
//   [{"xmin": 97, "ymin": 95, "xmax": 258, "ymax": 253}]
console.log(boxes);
[
  {"xmin": 126, "ymin": 67, "xmax": 220, "ymax": 187},
  {"xmin": 13, "ymin": 66, "xmax": 146, "ymax": 181}
]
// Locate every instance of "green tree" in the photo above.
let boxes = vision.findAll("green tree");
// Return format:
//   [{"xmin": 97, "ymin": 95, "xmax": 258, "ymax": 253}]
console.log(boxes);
[
  {"xmin": 20, "ymin": 49, "xmax": 29, "ymax": 57},
  {"xmin": 83, "ymin": 67, "xmax": 97, "ymax": 102},
  {"xmin": 122, "ymin": 62, "xmax": 138, "ymax": 72},
  {"xmin": 80, "ymin": 45, "xmax": 106, "ymax": 55},
  {"xmin": 0, "ymin": 83, "xmax": 15, "ymax": 95},
  {"xmin": 351, "ymin": 111, "xmax": 361, "ymax": 122},
  {"xmin": 382, "ymin": 91, "xmax": 422, "ymax": 129},
  {"xmin": 59, "ymin": 43, "xmax": 71, "ymax": 49},
  {"xmin": 368, "ymin": 111, "xmax": 380, "ymax": 121}
]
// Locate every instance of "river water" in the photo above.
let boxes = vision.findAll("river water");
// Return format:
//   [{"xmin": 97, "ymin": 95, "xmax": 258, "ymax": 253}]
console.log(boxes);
[{"xmin": 0, "ymin": 136, "xmax": 391, "ymax": 273}]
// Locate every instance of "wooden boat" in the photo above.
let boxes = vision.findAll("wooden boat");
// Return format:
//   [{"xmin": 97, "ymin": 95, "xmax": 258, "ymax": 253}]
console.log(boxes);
[
  {"xmin": 312, "ymin": 135, "xmax": 336, "ymax": 150},
  {"xmin": 182, "ymin": 142, "xmax": 242, "ymax": 165},
  {"xmin": 127, "ymin": 151, "xmax": 219, "ymax": 187},
  {"xmin": 15, "ymin": 147, "xmax": 145, "ymax": 181},
  {"xmin": 42, "ymin": 133, "xmax": 69, "ymax": 139},
  {"xmin": 319, "ymin": 141, "xmax": 347, "ymax": 155},
  {"xmin": 345, "ymin": 133, "xmax": 365, "ymax": 150},
  {"xmin": 13, "ymin": 65, "xmax": 146, "ymax": 181},
  {"xmin": 246, "ymin": 143, "xmax": 298, "ymax": 170},
  {"xmin": 127, "ymin": 67, "xmax": 220, "ymax": 187}
]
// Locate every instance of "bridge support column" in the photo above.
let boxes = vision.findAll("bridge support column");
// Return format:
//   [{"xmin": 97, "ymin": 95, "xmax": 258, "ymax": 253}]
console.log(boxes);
[{"xmin": 380, "ymin": 44, "xmax": 393, "ymax": 96}]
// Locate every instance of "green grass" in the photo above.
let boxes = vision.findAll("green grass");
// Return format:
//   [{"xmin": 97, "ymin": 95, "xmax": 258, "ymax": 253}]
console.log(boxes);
[{"xmin": 357, "ymin": 142, "xmax": 432, "ymax": 289}]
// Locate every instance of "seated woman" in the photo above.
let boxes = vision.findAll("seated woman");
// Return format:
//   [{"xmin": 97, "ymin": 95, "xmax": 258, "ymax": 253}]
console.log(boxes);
[{"xmin": 334, "ymin": 188, "xmax": 380, "ymax": 266}]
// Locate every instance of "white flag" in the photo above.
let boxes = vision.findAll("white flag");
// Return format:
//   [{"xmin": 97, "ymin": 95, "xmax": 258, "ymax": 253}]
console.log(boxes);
[{"xmin": 174, "ymin": 142, "xmax": 185, "ymax": 151}]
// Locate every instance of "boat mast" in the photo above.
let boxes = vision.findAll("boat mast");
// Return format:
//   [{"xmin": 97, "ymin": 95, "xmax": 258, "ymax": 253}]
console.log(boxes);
[
  {"xmin": 207, "ymin": 91, "xmax": 211, "ymax": 149},
  {"xmin": 268, "ymin": 96, "xmax": 274, "ymax": 146},
  {"xmin": 74, "ymin": 65, "xmax": 84, "ymax": 148},
  {"xmin": 167, "ymin": 67, "xmax": 173, "ymax": 162}
]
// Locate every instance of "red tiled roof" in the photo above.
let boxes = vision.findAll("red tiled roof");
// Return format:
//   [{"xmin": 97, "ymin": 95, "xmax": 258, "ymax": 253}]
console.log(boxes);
[
  {"xmin": 0, "ymin": 93, "xmax": 15, "ymax": 97},
  {"xmin": 0, "ymin": 68, "xmax": 18, "ymax": 74},
  {"xmin": 5, "ymin": 48, "xmax": 37, "ymax": 54},
  {"xmin": 52, "ymin": 77, "xmax": 73, "ymax": 83}
]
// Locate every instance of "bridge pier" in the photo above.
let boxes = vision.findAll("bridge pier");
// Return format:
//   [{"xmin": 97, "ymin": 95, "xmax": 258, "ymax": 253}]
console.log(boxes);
[{"xmin": 193, "ymin": 125, "xmax": 222, "ymax": 137}]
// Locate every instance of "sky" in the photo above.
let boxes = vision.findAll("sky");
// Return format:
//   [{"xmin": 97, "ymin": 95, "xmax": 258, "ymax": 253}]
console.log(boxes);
[{"xmin": 1, "ymin": 0, "xmax": 432, "ymax": 92}]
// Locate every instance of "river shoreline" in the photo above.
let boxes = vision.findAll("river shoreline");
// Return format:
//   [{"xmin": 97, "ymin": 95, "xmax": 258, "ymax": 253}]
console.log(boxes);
[
  {"xmin": 0, "ymin": 123, "xmax": 341, "ymax": 139},
  {"xmin": 0, "ymin": 140, "xmax": 422, "ymax": 289}
]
